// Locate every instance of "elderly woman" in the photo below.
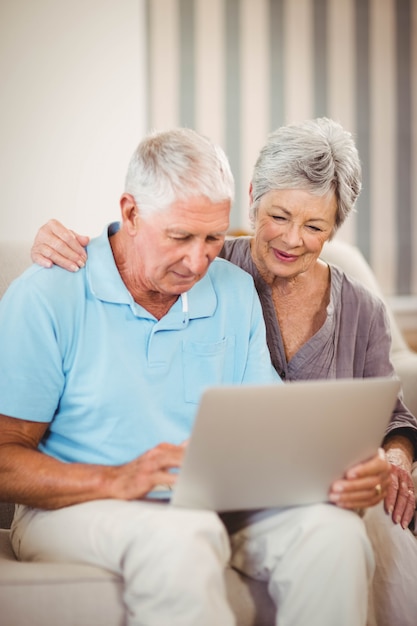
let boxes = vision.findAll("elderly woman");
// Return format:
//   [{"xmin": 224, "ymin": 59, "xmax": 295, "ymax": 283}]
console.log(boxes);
[{"xmin": 32, "ymin": 118, "xmax": 417, "ymax": 626}]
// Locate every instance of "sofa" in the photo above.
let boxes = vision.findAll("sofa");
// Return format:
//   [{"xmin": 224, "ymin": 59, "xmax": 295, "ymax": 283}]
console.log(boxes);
[{"xmin": 0, "ymin": 238, "xmax": 416, "ymax": 626}]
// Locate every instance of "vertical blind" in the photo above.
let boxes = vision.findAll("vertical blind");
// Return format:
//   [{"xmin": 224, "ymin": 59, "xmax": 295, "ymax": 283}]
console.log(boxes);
[{"xmin": 145, "ymin": 0, "xmax": 416, "ymax": 297}]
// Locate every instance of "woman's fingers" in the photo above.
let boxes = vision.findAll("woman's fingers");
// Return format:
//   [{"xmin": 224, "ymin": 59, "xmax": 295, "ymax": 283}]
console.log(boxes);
[
  {"xmin": 31, "ymin": 219, "xmax": 89, "ymax": 271},
  {"xmin": 329, "ymin": 449, "xmax": 391, "ymax": 509}
]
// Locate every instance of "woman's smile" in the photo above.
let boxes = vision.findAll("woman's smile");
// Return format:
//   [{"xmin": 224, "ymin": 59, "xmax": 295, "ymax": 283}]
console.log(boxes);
[{"xmin": 272, "ymin": 247, "xmax": 300, "ymax": 263}]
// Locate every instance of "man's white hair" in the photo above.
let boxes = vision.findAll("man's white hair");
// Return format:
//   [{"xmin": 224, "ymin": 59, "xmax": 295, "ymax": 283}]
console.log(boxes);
[{"xmin": 125, "ymin": 128, "xmax": 235, "ymax": 217}]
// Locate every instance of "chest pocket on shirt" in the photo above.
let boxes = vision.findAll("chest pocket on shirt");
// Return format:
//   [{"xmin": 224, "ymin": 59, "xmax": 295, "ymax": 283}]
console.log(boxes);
[{"xmin": 182, "ymin": 337, "xmax": 235, "ymax": 404}]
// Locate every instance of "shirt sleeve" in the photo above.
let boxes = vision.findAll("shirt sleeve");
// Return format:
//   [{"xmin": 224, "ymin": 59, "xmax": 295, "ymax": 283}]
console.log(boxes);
[{"xmin": 0, "ymin": 269, "xmax": 65, "ymax": 422}]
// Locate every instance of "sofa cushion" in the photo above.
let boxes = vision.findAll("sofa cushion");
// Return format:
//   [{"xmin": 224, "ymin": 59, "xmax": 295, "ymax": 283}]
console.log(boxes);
[{"xmin": 0, "ymin": 529, "xmax": 125, "ymax": 626}]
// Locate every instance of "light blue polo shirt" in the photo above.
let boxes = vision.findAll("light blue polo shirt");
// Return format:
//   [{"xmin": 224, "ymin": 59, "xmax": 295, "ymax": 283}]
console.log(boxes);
[{"xmin": 0, "ymin": 223, "xmax": 280, "ymax": 465}]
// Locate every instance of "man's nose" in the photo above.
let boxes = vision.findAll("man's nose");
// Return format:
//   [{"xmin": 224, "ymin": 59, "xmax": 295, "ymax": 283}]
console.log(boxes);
[{"xmin": 184, "ymin": 242, "xmax": 211, "ymax": 274}]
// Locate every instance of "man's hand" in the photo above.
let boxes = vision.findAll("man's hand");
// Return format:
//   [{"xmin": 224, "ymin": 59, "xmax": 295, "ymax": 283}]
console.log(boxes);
[
  {"xmin": 108, "ymin": 443, "xmax": 185, "ymax": 500},
  {"xmin": 329, "ymin": 447, "xmax": 391, "ymax": 510},
  {"xmin": 31, "ymin": 219, "xmax": 89, "ymax": 272},
  {"xmin": 383, "ymin": 435, "xmax": 415, "ymax": 529}
]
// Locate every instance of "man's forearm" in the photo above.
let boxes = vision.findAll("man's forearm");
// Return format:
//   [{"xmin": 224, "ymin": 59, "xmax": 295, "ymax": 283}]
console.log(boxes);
[{"xmin": 0, "ymin": 443, "xmax": 115, "ymax": 509}]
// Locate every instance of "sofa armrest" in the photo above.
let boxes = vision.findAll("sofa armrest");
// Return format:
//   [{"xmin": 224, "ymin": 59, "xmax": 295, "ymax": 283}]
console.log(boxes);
[
  {"xmin": 321, "ymin": 239, "xmax": 417, "ymax": 417},
  {"xmin": 0, "ymin": 241, "xmax": 32, "ymax": 299},
  {"xmin": 391, "ymin": 351, "xmax": 417, "ymax": 419}
]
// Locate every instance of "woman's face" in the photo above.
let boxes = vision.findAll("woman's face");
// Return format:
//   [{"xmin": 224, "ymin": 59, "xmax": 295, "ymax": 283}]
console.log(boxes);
[{"xmin": 251, "ymin": 188, "xmax": 337, "ymax": 281}]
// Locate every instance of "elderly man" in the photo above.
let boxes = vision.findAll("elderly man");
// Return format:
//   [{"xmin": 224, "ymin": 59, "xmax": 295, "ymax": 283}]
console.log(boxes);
[{"xmin": 0, "ymin": 128, "xmax": 375, "ymax": 626}]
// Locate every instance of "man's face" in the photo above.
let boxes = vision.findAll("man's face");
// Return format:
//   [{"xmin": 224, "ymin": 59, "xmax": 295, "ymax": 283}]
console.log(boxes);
[{"xmin": 132, "ymin": 196, "xmax": 230, "ymax": 296}]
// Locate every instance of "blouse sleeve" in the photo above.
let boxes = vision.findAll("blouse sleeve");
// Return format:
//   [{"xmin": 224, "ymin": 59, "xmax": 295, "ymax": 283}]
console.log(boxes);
[{"xmin": 362, "ymin": 293, "xmax": 417, "ymax": 457}]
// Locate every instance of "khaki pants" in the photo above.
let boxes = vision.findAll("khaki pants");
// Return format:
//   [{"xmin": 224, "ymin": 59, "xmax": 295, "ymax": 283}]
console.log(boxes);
[{"xmin": 225, "ymin": 504, "xmax": 373, "ymax": 626}]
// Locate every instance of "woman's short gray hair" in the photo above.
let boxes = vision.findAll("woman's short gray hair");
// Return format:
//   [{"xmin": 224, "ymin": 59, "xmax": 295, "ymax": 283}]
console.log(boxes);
[
  {"xmin": 249, "ymin": 117, "xmax": 362, "ymax": 234},
  {"xmin": 125, "ymin": 128, "xmax": 235, "ymax": 217}
]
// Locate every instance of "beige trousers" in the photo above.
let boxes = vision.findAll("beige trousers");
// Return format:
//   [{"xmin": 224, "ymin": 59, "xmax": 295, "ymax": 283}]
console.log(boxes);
[
  {"xmin": 12, "ymin": 500, "xmax": 373, "ymax": 626},
  {"xmin": 225, "ymin": 504, "xmax": 374, "ymax": 626},
  {"xmin": 12, "ymin": 500, "xmax": 235, "ymax": 626}
]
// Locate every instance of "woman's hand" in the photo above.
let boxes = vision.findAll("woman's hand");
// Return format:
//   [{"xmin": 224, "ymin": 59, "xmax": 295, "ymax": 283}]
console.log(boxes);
[
  {"xmin": 383, "ymin": 435, "xmax": 415, "ymax": 528},
  {"xmin": 328, "ymin": 447, "xmax": 391, "ymax": 511},
  {"xmin": 31, "ymin": 219, "xmax": 89, "ymax": 272}
]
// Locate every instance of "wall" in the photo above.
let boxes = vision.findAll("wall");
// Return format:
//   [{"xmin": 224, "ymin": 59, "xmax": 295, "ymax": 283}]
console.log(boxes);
[
  {"xmin": 1, "ymin": 0, "xmax": 416, "ymax": 304},
  {"xmin": 0, "ymin": 0, "xmax": 147, "ymax": 242},
  {"xmin": 146, "ymin": 0, "xmax": 417, "ymax": 299}
]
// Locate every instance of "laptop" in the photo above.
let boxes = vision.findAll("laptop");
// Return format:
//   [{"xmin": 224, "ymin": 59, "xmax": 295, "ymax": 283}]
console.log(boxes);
[{"xmin": 149, "ymin": 377, "xmax": 400, "ymax": 512}]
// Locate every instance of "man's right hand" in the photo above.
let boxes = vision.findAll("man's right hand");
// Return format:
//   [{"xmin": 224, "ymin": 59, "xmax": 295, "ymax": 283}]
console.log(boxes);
[
  {"xmin": 109, "ymin": 443, "xmax": 185, "ymax": 500},
  {"xmin": 31, "ymin": 219, "xmax": 89, "ymax": 272}
]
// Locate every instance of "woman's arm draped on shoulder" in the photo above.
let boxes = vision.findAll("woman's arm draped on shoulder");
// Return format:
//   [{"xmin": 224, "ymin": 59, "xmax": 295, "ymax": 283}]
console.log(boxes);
[{"xmin": 31, "ymin": 219, "xmax": 90, "ymax": 272}]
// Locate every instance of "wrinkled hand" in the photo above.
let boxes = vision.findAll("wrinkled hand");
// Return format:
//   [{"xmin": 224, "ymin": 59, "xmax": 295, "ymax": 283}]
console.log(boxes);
[
  {"xmin": 31, "ymin": 219, "xmax": 89, "ymax": 272},
  {"xmin": 383, "ymin": 438, "xmax": 415, "ymax": 528},
  {"xmin": 329, "ymin": 448, "xmax": 391, "ymax": 510},
  {"xmin": 108, "ymin": 442, "xmax": 185, "ymax": 500}
]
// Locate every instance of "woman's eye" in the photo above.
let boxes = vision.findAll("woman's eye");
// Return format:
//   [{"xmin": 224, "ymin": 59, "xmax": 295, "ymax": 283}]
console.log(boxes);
[{"xmin": 307, "ymin": 225, "xmax": 322, "ymax": 232}]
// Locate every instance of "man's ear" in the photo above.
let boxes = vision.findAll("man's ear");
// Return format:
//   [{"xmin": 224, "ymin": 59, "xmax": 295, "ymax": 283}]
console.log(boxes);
[{"xmin": 120, "ymin": 194, "xmax": 139, "ymax": 235}]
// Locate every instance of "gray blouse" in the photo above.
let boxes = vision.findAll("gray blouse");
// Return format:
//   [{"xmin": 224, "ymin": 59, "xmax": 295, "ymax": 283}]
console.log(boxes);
[{"xmin": 220, "ymin": 237, "xmax": 417, "ymax": 452}]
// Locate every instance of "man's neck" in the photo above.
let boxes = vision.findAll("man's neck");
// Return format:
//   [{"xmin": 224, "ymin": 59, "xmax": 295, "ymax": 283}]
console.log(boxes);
[{"xmin": 110, "ymin": 230, "xmax": 179, "ymax": 320}]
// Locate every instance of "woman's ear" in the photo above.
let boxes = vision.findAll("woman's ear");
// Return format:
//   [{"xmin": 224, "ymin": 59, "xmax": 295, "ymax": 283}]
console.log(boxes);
[
  {"xmin": 120, "ymin": 194, "xmax": 139, "ymax": 234},
  {"xmin": 249, "ymin": 183, "xmax": 253, "ymax": 204}
]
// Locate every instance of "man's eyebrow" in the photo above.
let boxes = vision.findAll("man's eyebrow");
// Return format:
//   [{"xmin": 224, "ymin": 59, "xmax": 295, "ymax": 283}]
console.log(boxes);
[
  {"xmin": 165, "ymin": 227, "xmax": 187, "ymax": 234},
  {"xmin": 165, "ymin": 227, "xmax": 228, "ymax": 236}
]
